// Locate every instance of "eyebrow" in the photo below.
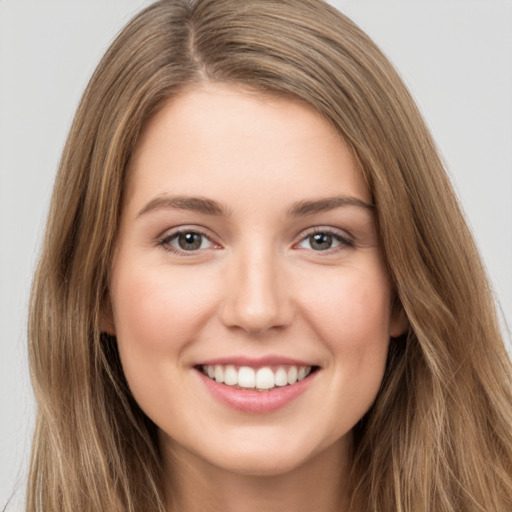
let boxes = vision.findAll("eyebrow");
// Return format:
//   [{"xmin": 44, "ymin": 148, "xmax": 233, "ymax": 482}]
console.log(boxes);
[
  {"xmin": 137, "ymin": 196, "xmax": 231, "ymax": 217},
  {"xmin": 137, "ymin": 194, "xmax": 374, "ymax": 218},
  {"xmin": 287, "ymin": 196, "xmax": 374, "ymax": 216}
]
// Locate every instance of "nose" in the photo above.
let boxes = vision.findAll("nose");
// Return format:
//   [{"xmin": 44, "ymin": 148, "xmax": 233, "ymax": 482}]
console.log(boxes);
[{"xmin": 219, "ymin": 246, "xmax": 294, "ymax": 336}]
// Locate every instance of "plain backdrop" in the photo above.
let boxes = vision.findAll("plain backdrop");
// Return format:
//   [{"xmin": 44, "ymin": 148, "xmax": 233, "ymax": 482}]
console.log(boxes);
[{"xmin": 1, "ymin": 1, "xmax": 511, "ymax": 508}]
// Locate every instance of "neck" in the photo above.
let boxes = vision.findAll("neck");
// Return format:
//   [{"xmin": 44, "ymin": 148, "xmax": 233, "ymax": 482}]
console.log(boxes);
[{"xmin": 161, "ymin": 437, "xmax": 352, "ymax": 512}]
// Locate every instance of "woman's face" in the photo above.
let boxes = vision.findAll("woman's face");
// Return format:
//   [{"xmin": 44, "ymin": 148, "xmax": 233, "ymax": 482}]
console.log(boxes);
[{"xmin": 107, "ymin": 83, "xmax": 405, "ymax": 476}]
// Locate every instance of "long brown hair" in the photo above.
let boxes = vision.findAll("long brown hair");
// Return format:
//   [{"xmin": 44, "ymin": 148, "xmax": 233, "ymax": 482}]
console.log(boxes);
[{"xmin": 28, "ymin": 1, "xmax": 512, "ymax": 510}]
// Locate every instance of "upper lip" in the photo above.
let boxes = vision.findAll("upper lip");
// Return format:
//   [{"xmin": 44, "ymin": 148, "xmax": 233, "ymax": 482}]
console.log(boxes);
[{"xmin": 195, "ymin": 355, "xmax": 318, "ymax": 368}]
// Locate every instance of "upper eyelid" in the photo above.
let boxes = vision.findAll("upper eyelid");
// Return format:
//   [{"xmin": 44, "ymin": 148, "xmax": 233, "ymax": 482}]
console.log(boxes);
[
  {"xmin": 297, "ymin": 226, "xmax": 354, "ymax": 241},
  {"xmin": 159, "ymin": 225, "xmax": 215, "ymax": 241}
]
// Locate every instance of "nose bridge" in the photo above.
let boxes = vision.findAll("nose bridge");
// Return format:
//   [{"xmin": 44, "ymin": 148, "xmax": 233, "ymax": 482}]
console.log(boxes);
[{"xmin": 220, "ymin": 240, "xmax": 292, "ymax": 334}]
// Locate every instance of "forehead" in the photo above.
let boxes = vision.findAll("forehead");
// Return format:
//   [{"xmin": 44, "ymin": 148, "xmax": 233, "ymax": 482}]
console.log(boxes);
[{"xmin": 125, "ymin": 83, "xmax": 370, "ymax": 214}]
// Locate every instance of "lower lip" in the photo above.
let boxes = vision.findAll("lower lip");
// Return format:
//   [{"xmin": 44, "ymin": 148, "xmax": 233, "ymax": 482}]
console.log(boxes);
[{"xmin": 196, "ymin": 370, "xmax": 317, "ymax": 413}]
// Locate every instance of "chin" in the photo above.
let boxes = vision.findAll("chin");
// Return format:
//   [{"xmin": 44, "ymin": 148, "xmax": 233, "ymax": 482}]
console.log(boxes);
[
  {"xmin": 195, "ymin": 428, "xmax": 343, "ymax": 478},
  {"xmin": 209, "ymin": 449, "xmax": 312, "ymax": 477}
]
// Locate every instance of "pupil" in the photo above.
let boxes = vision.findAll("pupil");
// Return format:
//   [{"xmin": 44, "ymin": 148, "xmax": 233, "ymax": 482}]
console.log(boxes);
[
  {"xmin": 311, "ymin": 233, "xmax": 332, "ymax": 250},
  {"xmin": 179, "ymin": 232, "xmax": 202, "ymax": 250}
]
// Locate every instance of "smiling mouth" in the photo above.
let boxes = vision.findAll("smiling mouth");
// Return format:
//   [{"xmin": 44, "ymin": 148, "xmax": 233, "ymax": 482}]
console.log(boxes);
[{"xmin": 197, "ymin": 364, "xmax": 318, "ymax": 392}]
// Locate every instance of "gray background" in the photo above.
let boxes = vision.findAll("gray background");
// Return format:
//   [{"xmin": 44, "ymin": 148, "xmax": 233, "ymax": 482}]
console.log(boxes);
[{"xmin": 1, "ymin": 1, "xmax": 511, "ymax": 508}]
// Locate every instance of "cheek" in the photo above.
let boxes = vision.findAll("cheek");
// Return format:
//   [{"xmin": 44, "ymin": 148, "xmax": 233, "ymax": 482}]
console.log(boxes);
[
  {"xmin": 110, "ymin": 261, "xmax": 219, "ymax": 380},
  {"xmin": 297, "ymin": 264, "xmax": 392, "ymax": 415},
  {"xmin": 301, "ymin": 265, "xmax": 392, "ymax": 351},
  {"xmin": 109, "ymin": 261, "xmax": 220, "ymax": 418}
]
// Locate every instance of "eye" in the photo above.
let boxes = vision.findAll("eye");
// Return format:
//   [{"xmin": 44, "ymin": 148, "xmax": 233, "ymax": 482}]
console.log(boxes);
[
  {"xmin": 159, "ymin": 229, "xmax": 216, "ymax": 253},
  {"xmin": 297, "ymin": 230, "xmax": 353, "ymax": 252}
]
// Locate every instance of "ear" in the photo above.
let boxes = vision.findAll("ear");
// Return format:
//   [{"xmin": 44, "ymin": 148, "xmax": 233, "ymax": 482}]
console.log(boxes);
[
  {"xmin": 100, "ymin": 294, "xmax": 116, "ymax": 336},
  {"xmin": 389, "ymin": 302, "xmax": 409, "ymax": 338}
]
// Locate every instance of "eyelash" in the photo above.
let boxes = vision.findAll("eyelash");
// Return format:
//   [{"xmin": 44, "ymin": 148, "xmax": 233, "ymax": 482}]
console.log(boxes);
[
  {"xmin": 157, "ymin": 227, "xmax": 354, "ymax": 255},
  {"xmin": 296, "ymin": 227, "xmax": 354, "ymax": 253},
  {"xmin": 157, "ymin": 227, "xmax": 218, "ymax": 255}
]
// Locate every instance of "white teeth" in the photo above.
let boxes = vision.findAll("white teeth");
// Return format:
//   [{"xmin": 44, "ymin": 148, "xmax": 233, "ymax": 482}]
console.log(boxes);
[
  {"xmin": 287, "ymin": 366, "xmax": 298, "ymax": 385},
  {"xmin": 274, "ymin": 367, "xmax": 288, "ymax": 387},
  {"xmin": 238, "ymin": 366, "xmax": 255, "ymax": 388},
  {"xmin": 202, "ymin": 364, "xmax": 314, "ymax": 390},
  {"xmin": 224, "ymin": 365, "xmax": 238, "ymax": 386},
  {"xmin": 255, "ymin": 367, "xmax": 274, "ymax": 389},
  {"xmin": 214, "ymin": 365, "xmax": 224, "ymax": 383}
]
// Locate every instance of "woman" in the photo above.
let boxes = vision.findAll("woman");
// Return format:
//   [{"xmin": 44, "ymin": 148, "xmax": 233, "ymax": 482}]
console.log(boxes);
[{"xmin": 27, "ymin": 0, "xmax": 512, "ymax": 511}]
